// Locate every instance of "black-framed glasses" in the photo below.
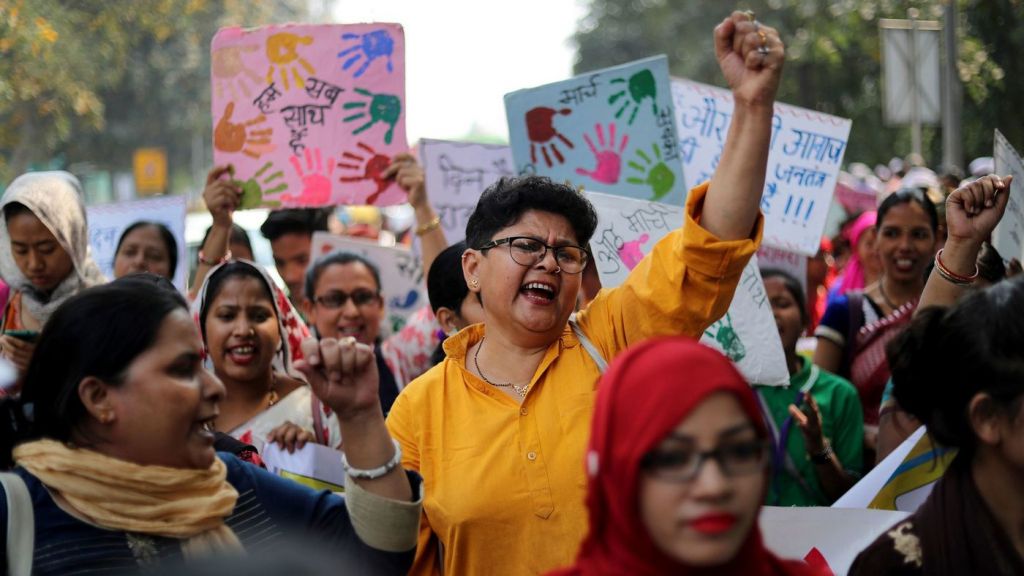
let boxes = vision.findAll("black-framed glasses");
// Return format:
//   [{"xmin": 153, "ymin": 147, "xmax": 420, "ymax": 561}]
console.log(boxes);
[
  {"xmin": 477, "ymin": 236, "xmax": 589, "ymax": 274},
  {"xmin": 313, "ymin": 289, "xmax": 381, "ymax": 309},
  {"xmin": 641, "ymin": 439, "xmax": 769, "ymax": 482}
]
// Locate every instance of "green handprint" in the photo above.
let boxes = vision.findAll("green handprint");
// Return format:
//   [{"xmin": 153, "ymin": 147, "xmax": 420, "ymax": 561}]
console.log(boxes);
[
  {"xmin": 343, "ymin": 88, "xmax": 401, "ymax": 144},
  {"xmin": 705, "ymin": 313, "xmax": 747, "ymax": 363},
  {"xmin": 233, "ymin": 161, "xmax": 284, "ymax": 209},
  {"xmin": 626, "ymin": 143, "xmax": 676, "ymax": 201},
  {"xmin": 608, "ymin": 69, "xmax": 657, "ymax": 125}
]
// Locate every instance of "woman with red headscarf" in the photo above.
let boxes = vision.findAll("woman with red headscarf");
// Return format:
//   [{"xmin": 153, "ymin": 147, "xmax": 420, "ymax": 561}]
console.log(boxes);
[{"xmin": 549, "ymin": 337, "xmax": 822, "ymax": 576}]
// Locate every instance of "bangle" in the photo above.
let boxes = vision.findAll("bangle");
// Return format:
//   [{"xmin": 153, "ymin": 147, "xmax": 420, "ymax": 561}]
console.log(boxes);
[
  {"xmin": 198, "ymin": 249, "xmax": 232, "ymax": 267},
  {"xmin": 415, "ymin": 215, "xmax": 441, "ymax": 236},
  {"xmin": 934, "ymin": 248, "xmax": 978, "ymax": 286},
  {"xmin": 341, "ymin": 438, "xmax": 403, "ymax": 480},
  {"xmin": 810, "ymin": 443, "xmax": 834, "ymax": 465}
]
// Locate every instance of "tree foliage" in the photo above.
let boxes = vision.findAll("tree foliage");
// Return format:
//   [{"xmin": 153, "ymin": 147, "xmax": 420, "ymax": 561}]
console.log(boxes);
[{"xmin": 573, "ymin": 0, "xmax": 1023, "ymax": 171}]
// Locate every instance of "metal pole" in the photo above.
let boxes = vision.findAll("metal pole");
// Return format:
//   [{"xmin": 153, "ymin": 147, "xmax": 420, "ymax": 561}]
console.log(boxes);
[
  {"xmin": 942, "ymin": 1, "xmax": 963, "ymax": 171},
  {"xmin": 909, "ymin": 8, "xmax": 922, "ymax": 159}
]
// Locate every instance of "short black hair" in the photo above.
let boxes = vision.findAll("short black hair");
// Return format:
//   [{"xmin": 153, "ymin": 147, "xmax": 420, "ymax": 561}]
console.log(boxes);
[
  {"xmin": 259, "ymin": 208, "xmax": 330, "ymax": 242},
  {"xmin": 427, "ymin": 241, "xmax": 469, "ymax": 315},
  {"xmin": 760, "ymin": 268, "xmax": 808, "ymax": 326},
  {"xmin": 304, "ymin": 251, "xmax": 382, "ymax": 301},
  {"xmin": 115, "ymin": 221, "xmax": 179, "ymax": 278},
  {"xmin": 877, "ymin": 188, "xmax": 939, "ymax": 235},
  {"xmin": 465, "ymin": 176, "xmax": 598, "ymax": 249}
]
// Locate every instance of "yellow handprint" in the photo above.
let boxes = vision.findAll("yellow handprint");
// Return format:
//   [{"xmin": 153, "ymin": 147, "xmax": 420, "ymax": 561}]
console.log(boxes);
[{"xmin": 266, "ymin": 33, "xmax": 316, "ymax": 91}]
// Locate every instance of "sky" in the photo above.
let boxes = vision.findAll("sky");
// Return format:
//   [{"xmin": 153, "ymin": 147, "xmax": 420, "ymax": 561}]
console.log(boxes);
[{"xmin": 326, "ymin": 0, "xmax": 588, "ymax": 144}]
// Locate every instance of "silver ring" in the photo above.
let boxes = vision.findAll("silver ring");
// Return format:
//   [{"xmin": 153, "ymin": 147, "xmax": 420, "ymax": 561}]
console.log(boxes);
[{"xmin": 757, "ymin": 45, "xmax": 771, "ymax": 56}]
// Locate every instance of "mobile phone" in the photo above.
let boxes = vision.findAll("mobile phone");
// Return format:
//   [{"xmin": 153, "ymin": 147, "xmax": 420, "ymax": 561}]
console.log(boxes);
[{"xmin": 5, "ymin": 330, "xmax": 39, "ymax": 343}]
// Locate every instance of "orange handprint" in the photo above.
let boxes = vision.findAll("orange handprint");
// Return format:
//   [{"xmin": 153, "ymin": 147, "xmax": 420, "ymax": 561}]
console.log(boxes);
[
  {"xmin": 213, "ymin": 102, "xmax": 274, "ymax": 158},
  {"xmin": 212, "ymin": 44, "xmax": 261, "ymax": 99},
  {"xmin": 266, "ymin": 32, "xmax": 316, "ymax": 91}
]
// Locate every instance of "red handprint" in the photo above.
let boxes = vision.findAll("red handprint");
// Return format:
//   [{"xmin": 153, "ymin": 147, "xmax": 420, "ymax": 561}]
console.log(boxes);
[
  {"xmin": 575, "ymin": 122, "xmax": 628, "ymax": 184},
  {"xmin": 279, "ymin": 148, "xmax": 334, "ymax": 206},
  {"xmin": 525, "ymin": 107, "xmax": 574, "ymax": 168},
  {"xmin": 338, "ymin": 142, "xmax": 392, "ymax": 205}
]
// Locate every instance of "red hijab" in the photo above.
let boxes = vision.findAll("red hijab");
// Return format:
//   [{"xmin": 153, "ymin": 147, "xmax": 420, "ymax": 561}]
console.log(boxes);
[{"xmin": 550, "ymin": 337, "xmax": 821, "ymax": 576}]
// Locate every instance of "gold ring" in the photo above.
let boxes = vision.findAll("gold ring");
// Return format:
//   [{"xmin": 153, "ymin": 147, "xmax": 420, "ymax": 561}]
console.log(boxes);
[{"xmin": 758, "ymin": 29, "xmax": 768, "ymax": 46}]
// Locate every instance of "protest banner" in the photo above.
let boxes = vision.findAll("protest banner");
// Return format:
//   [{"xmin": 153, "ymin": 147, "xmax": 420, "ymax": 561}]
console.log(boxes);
[
  {"xmin": 760, "ymin": 506, "xmax": 909, "ymax": 576},
  {"xmin": 505, "ymin": 56, "xmax": 687, "ymax": 205},
  {"xmin": 419, "ymin": 139, "xmax": 515, "ymax": 244},
  {"xmin": 586, "ymin": 191, "xmax": 788, "ymax": 385},
  {"xmin": 672, "ymin": 78, "xmax": 852, "ymax": 256},
  {"xmin": 757, "ymin": 245, "xmax": 808, "ymax": 296},
  {"xmin": 211, "ymin": 23, "xmax": 407, "ymax": 208},
  {"xmin": 993, "ymin": 129, "xmax": 1024, "ymax": 262},
  {"xmin": 86, "ymin": 195, "xmax": 188, "ymax": 290},
  {"xmin": 310, "ymin": 232, "xmax": 425, "ymax": 334},
  {"xmin": 263, "ymin": 442, "xmax": 348, "ymax": 493}
]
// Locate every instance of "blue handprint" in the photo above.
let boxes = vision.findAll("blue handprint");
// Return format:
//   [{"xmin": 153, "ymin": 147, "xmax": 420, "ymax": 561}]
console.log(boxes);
[
  {"xmin": 389, "ymin": 289, "xmax": 419, "ymax": 310},
  {"xmin": 338, "ymin": 30, "xmax": 395, "ymax": 78}
]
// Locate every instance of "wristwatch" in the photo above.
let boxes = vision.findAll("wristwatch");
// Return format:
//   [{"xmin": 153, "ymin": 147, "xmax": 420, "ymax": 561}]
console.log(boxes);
[{"xmin": 810, "ymin": 443, "xmax": 834, "ymax": 465}]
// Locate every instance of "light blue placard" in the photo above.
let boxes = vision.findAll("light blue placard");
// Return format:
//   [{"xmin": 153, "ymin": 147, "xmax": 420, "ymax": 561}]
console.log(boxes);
[{"xmin": 504, "ymin": 55, "xmax": 686, "ymax": 205}]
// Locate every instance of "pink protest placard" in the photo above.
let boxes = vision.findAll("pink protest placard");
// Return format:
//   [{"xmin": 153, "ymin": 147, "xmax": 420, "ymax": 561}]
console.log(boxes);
[{"xmin": 211, "ymin": 23, "xmax": 407, "ymax": 208}]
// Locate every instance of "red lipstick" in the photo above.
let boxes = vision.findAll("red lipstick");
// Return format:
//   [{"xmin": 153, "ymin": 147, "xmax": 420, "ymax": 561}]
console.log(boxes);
[{"xmin": 689, "ymin": 513, "xmax": 737, "ymax": 535}]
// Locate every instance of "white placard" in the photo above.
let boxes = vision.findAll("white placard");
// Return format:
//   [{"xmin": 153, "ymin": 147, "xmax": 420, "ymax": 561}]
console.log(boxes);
[
  {"xmin": 262, "ymin": 442, "xmax": 348, "ymax": 493},
  {"xmin": 761, "ymin": 506, "xmax": 909, "ymax": 576},
  {"xmin": 310, "ymin": 232, "xmax": 425, "ymax": 334},
  {"xmin": 757, "ymin": 245, "xmax": 808, "ymax": 296},
  {"xmin": 993, "ymin": 129, "xmax": 1024, "ymax": 262},
  {"xmin": 419, "ymin": 139, "xmax": 515, "ymax": 245},
  {"xmin": 586, "ymin": 191, "xmax": 788, "ymax": 385},
  {"xmin": 672, "ymin": 78, "xmax": 851, "ymax": 256},
  {"xmin": 833, "ymin": 426, "xmax": 926, "ymax": 509},
  {"xmin": 86, "ymin": 195, "xmax": 188, "ymax": 290}
]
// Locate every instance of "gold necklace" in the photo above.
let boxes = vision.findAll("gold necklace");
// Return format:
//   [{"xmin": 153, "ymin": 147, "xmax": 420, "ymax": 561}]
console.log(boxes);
[{"xmin": 473, "ymin": 337, "xmax": 530, "ymax": 398}]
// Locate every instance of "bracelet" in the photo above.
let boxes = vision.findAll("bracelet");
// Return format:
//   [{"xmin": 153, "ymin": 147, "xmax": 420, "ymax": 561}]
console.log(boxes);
[
  {"xmin": 341, "ymin": 438, "xmax": 403, "ymax": 480},
  {"xmin": 810, "ymin": 443, "xmax": 834, "ymax": 465},
  {"xmin": 198, "ymin": 249, "xmax": 232, "ymax": 267},
  {"xmin": 415, "ymin": 215, "xmax": 441, "ymax": 236},
  {"xmin": 934, "ymin": 248, "xmax": 978, "ymax": 286}
]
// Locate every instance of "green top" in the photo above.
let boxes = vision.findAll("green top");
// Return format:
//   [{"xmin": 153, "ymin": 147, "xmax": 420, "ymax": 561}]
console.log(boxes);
[{"xmin": 754, "ymin": 358, "xmax": 864, "ymax": 506}]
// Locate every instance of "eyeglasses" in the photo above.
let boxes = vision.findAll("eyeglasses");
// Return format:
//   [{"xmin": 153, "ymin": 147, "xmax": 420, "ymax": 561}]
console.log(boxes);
[
  {"xmin": 641, "ymin": 440, "xmax": 769, "ymax": 482},
  {"xmin": 477, "ymin": 236, "xmax": 589, "ymax": 274},
  {"xmin": 313, "ymin": 289, "xmax": 380, "ymax": 309}
]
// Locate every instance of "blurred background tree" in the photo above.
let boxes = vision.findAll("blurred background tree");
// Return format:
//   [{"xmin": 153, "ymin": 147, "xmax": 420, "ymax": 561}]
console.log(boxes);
[{"xmin": 573, "ymin": 0, "xmax": 1022, "ymax": 171}]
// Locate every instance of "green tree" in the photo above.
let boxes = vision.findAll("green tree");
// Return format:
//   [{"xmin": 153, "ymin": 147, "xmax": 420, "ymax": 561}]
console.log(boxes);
[{"xmin": 573, "ymin": 0, "xmax": 1023, "ymax": 171}]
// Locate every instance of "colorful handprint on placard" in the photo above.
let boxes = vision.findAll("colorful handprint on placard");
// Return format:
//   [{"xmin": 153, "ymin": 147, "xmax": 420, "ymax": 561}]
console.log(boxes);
[
  {"xmin": 338, "ymin": 142, "xmax": 391, "ymax": 205},
  {"xmin": 617, "ymin": 233, "xmax": 649, "ymax": 270},
  {"xmin": 525, "ymin": 107, "xmax": 574, "ymax": 168},
  {"xmin": 343, "ymin": 88, "xmax": 401, "ymax": 144},
  {"xmin": 338, "ymin": 30, "xmax": 395, "ymax": 78},
  {"xmin": 626, "ymin": 143, "xmax": 676, "ymax": 201},
  {"xmin": 278, "ymin": 148, "xmax": 334, "ymax": 206},
  {"xmin": 212, "ymin": 44, "xmax": 262, "ymax": 99},
  {"xmin": 213, "ymin": 102, "xmax": 275, "ymax": 158},
  {"xmin": 608, "ymin": 69, "xmax": 657, "ymax": 125},
  {"xmin": 234, "ymin": 161, "xmax": 285, "ymax": 209},
  {"xmin": 266, "ymin": 33, "xmax": 316, "ymax": 91},
  {"xmin": 705, "ymin": 313, "xmax": 746, "ymax": 362},
  {"xmin": 575, "ymin": 122, "xmax": 628, "ymax": 184}
]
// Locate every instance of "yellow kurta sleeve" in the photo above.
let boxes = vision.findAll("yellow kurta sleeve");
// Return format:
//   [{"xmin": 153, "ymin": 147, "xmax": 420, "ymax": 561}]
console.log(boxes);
[{"xmin": 576, "ymin": 181, "xmax": 763, "ymax": 361}]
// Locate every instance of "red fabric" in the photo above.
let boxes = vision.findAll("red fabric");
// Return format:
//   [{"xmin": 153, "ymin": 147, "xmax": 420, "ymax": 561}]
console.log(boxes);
[{"xmin": 549, "ymin": 337, "xmax": 822, "ymax": 576}]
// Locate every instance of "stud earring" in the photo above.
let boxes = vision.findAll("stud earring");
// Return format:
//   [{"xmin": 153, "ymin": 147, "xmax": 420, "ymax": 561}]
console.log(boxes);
[{"xmin": 470, "ymin": 278, "xmax": 479, "ymax": 288}]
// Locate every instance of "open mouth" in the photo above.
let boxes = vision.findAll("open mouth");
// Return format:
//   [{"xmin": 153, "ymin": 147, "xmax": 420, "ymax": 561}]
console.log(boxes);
[
  {"xmin": 226, "ymin": 344, "xmax": 258, "ymax": 365},
  {"xmin": 197, "ymin": 415, "xmax": 218, "ymax": 438},
  {"xmin": 520, "ymin": 281, "xmax": 557, "ymax": 304},
  {"xmin": 893, "ymin": 257, "xmax": 916, "ymax": 273}
]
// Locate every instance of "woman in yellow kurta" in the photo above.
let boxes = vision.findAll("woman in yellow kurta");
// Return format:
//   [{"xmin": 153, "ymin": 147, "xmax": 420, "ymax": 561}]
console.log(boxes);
[{"xmin": 386, "ymin": 11, "xmax": 786, "ymax": 575}]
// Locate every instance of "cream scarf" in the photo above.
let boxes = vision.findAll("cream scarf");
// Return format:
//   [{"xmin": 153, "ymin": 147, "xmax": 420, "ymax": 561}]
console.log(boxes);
[{"xmin": 13, "ymin": 439, "xmax": 243, "ymax": 559}]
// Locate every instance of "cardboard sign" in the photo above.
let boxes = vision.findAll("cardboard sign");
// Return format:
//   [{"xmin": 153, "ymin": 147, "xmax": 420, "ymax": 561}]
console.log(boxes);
[
  {"xmin": 586, "ymin": 191, "xmax": 788, "ymax": 385},
  {"xmin": 505, "ymin": 56, "xmax": 687, "ymax": 205},
  {"xmin": 211, "ymin": 23, "xmax": 407, "ymax": 208},
  {"xmin": 263, "ymin": 442, "xmax": 348, "ymax": 493},
  {"xmin": 761, "ymin": 506, "xmax": 909, "ymax": 576},
  {"xmin": 419, "ymin": 139, "xmax": 515, "ymax": 244},
  {"xmin": 310, "ymin": 232, "xmax": 425, "ymax": 334},
  {"xmin": 993, "ymin": 129, "xmax": 1024, "ymax": 262},
  {"xmin": 672, "ymin": 78, "xmax": 852, "ymax": 255},
  {"xmin": 86, "ymin": 195, "xmax": 188, "ymax": 290}
]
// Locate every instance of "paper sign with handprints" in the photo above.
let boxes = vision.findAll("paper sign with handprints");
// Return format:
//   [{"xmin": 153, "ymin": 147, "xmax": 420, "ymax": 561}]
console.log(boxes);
[
  {"xmin": 211, "ymin": 23, "xmax": 408, "ymax": 208},
  {"xmin": 504, "ymin": 56, "xmax": 686, "ymax": 205}
]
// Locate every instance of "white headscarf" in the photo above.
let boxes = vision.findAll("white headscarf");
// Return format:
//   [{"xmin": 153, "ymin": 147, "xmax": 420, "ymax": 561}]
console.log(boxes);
[{"xmin": 0, "ymin": 171, "xmax": 107, "ymax": 325}]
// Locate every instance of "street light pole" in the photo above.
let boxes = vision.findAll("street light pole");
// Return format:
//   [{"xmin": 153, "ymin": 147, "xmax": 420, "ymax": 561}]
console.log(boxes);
[{"xmin": 941, "ymin": 0, "xmax": 963, "ymax": 171}]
